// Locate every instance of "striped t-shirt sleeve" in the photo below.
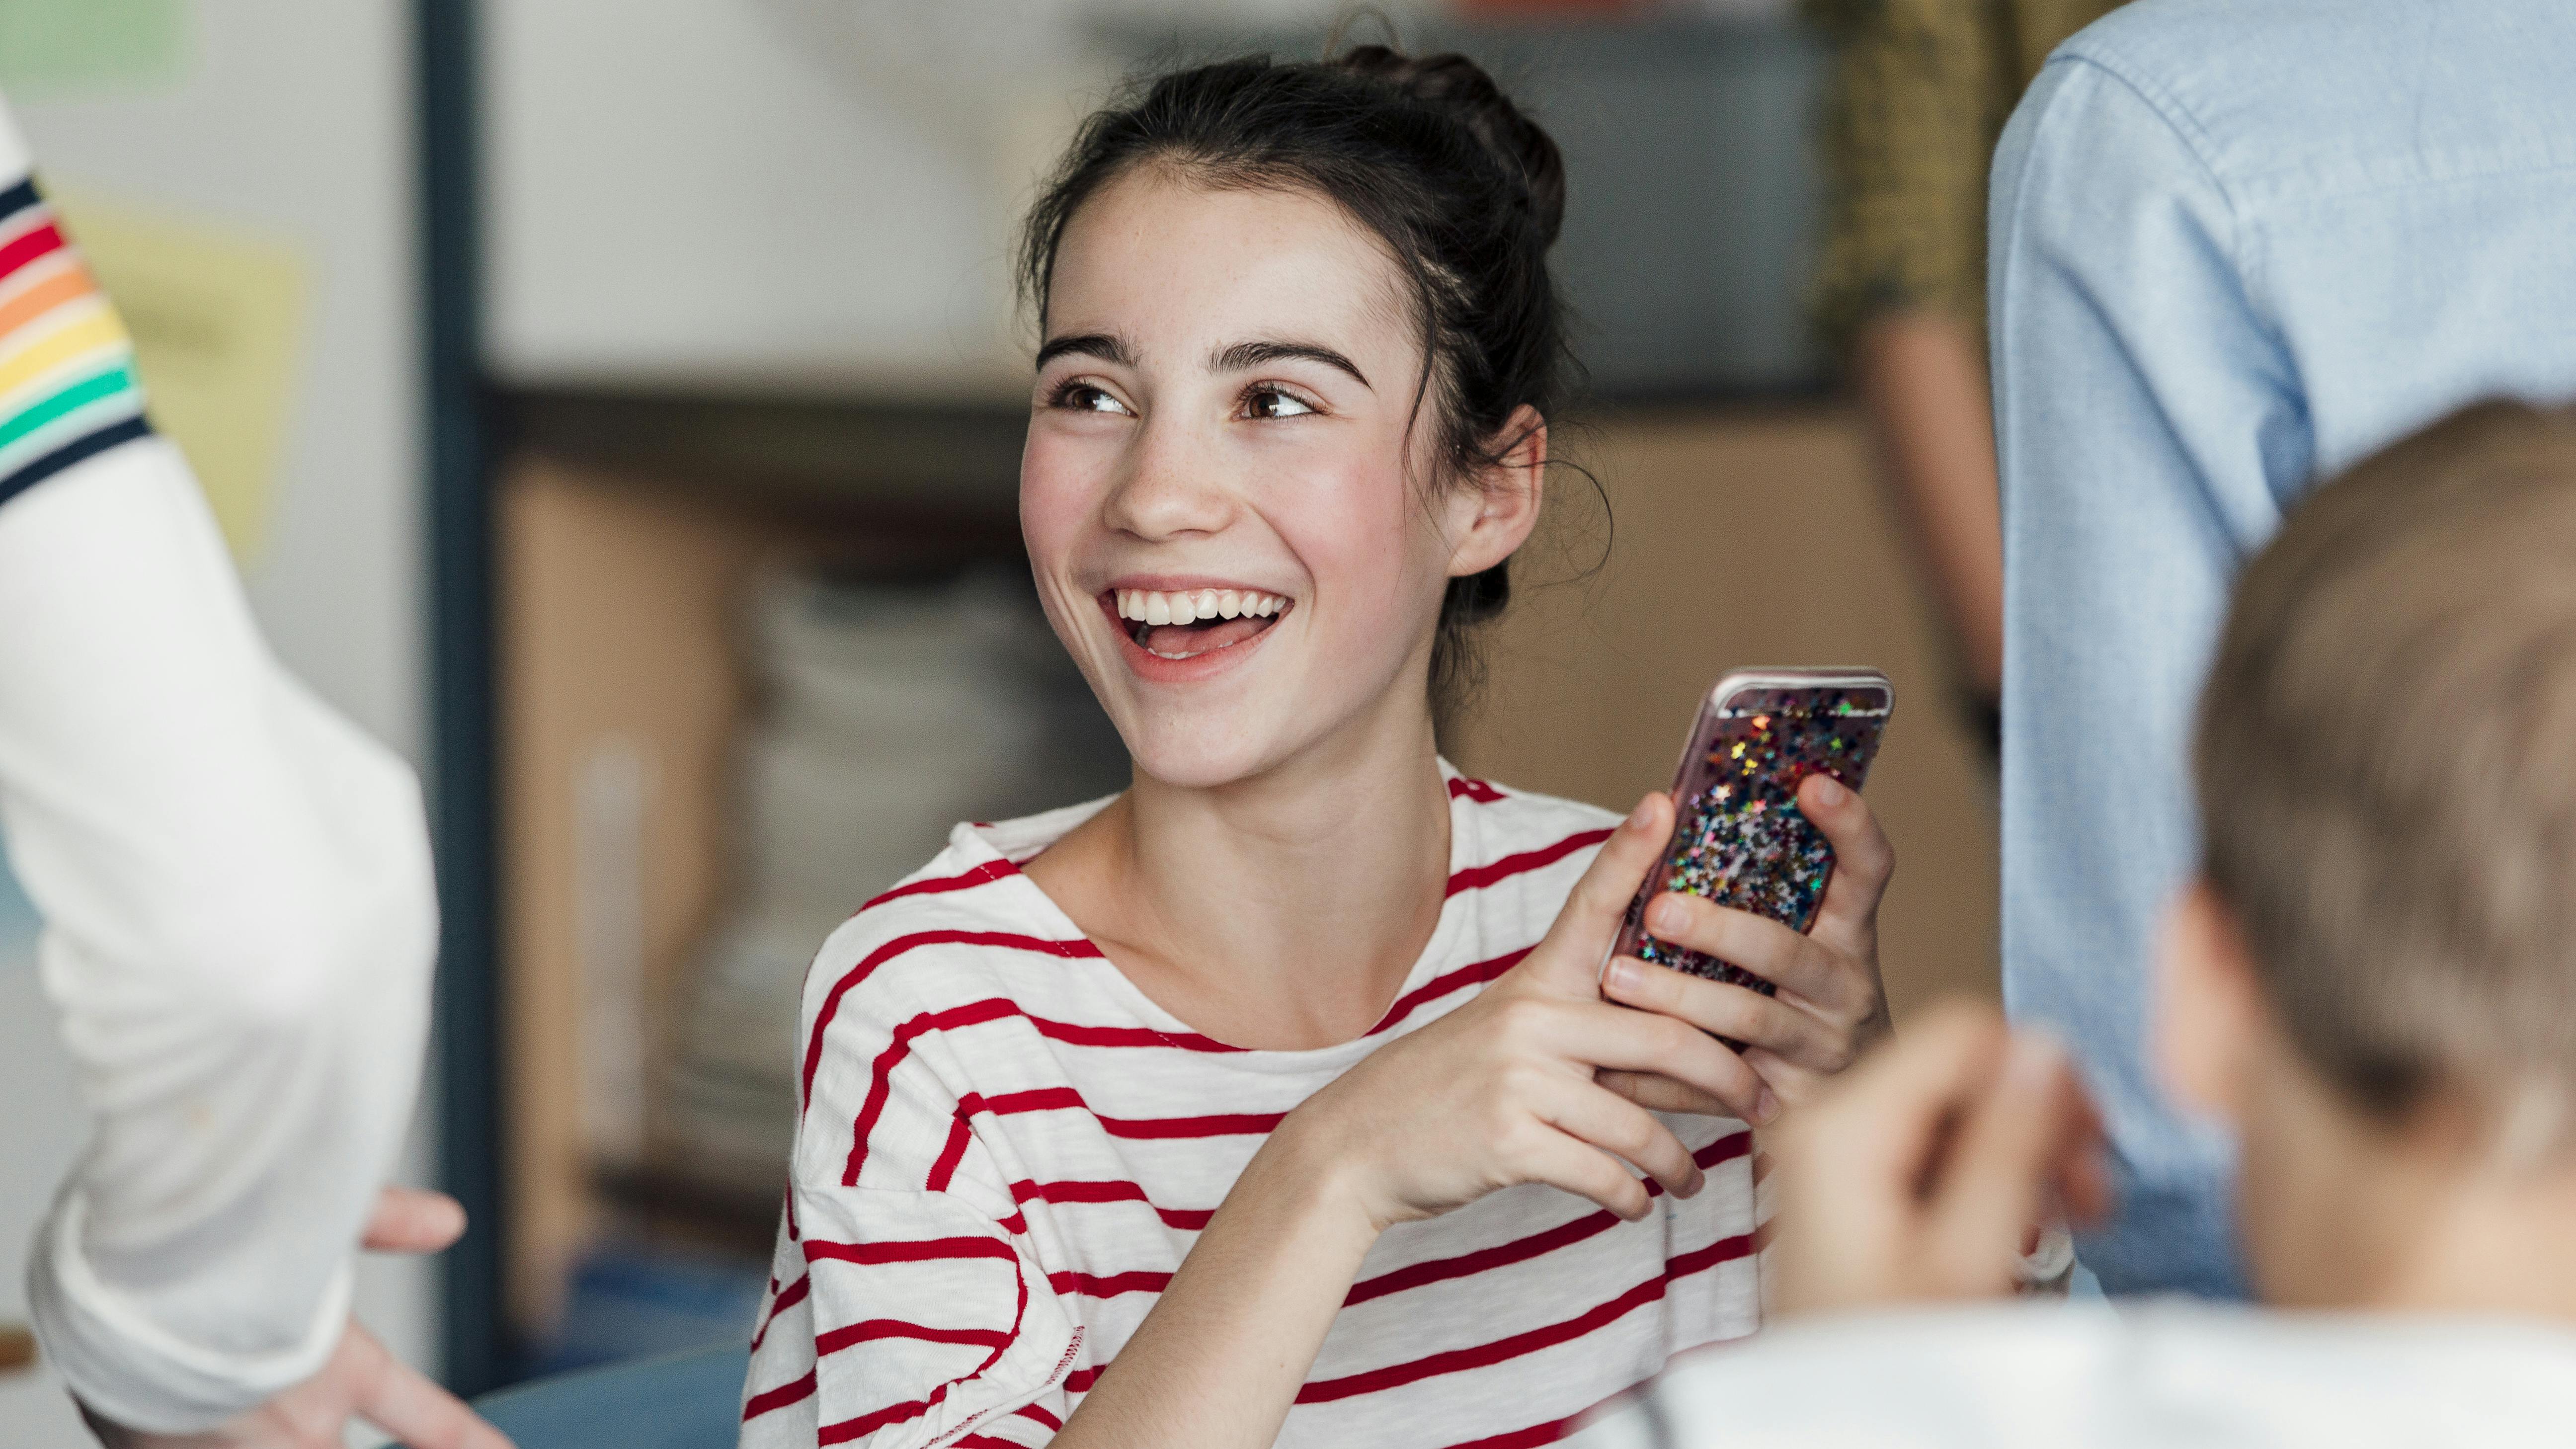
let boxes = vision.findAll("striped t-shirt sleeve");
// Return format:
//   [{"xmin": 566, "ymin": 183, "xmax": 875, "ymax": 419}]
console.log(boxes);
[
  {"xmin": 742, "ymin": 918, "xmax": 1082, "ymax": 1449},
  {"xmin": 0, "ymin": 163, "xmax": 154, "ymax": 510}
]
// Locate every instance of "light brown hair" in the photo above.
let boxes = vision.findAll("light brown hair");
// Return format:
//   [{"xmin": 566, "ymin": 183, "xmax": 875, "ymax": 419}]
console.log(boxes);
[{"xmin": 2199, "ymin": 400, "xmax": 2576, "ymax": 1125}]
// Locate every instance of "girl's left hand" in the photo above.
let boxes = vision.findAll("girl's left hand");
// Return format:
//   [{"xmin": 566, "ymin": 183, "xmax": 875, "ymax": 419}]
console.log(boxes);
[{"xmin": 1596, "ymin": 772, "xmax": 1895, "ymax": 1116}]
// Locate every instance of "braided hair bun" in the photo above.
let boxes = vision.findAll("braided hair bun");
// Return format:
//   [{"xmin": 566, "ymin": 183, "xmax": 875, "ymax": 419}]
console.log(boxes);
[{"xmin": 1331, "ymin": 45, "xmax": 1567, "ymax": 249}]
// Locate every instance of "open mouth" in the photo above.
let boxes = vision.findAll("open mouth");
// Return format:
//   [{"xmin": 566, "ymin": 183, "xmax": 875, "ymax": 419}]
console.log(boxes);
[{"xmin": 1111, "ymin": 587, "xmax": 1292, "ymax": 660}]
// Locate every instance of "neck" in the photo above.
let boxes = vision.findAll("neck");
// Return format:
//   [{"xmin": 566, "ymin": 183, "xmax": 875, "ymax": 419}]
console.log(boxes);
[
  {"xmin": 2383, "ymin": 1167, "xmax": 2576, "ymax": 1320},
  {"xmin": 2246, "ymin": 1057, "xmax": 2576, "ymax": 1322},
  {"xmin": 1029, "ymin": 672, "xmax": 1454, "ymax": 1051}
]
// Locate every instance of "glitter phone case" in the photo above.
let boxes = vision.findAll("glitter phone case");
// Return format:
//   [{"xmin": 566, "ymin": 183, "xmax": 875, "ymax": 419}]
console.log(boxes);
[{"xmin": 1608, "ymin": 668, "xmax": 1893, "ymax": 995}]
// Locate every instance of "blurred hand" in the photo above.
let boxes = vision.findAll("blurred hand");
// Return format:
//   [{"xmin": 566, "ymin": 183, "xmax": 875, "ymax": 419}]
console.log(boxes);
[
  {"xmin": 1598, "ymin": 772, "xmax": 1895, "ymax": 1116},
  {"xmin": 80, "ymin": 1187, "xmax": 514, "ymax": 1449},
  {"xmin": 1768, "ymin": 1002, "xmax": 2113, "ymax": 1317}
]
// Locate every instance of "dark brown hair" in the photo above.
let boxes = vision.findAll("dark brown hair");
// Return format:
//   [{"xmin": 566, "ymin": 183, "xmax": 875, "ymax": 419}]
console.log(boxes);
[
  {"xmin": 2198, "ymin": 400, "xmax": 2576, "ymax": 1130},
  {"xmin": 1019, "ymin": 46, "xmax": 1575, "ymax": 710}
]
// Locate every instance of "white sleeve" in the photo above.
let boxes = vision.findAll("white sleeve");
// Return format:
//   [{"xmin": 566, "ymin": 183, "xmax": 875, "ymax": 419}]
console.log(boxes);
[{"xmin": 0, "ymin": 100, "xmax": 439, "ymax": 1433}]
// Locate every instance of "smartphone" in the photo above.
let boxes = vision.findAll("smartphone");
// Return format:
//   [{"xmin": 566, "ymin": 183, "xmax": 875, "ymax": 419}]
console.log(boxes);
[{"xmin": 1609, "ymin": 668, "xmax": 1894, "ymax": 994}]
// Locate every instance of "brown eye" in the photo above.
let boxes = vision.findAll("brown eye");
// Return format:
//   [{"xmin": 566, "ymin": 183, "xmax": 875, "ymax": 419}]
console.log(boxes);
[
  {"xmin": 1052, "ymin": 381, "xmax": 1132, "ymax": 416},
  {"xmin": 1244, "ymin": 386, "xmax": 1316, "ymax": 420}
]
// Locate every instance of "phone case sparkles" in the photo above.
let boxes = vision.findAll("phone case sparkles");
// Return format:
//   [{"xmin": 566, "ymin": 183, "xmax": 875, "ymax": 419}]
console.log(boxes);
[{"xmin": 1613, "ymin": 672, "xmax": 1892, "ymax": 995}]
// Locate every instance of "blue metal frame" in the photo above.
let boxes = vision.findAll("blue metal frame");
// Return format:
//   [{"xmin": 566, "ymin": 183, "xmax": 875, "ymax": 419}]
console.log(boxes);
[{"xmin": 416, "ymin": 0, "xmax": 508, "ymax": 1395}]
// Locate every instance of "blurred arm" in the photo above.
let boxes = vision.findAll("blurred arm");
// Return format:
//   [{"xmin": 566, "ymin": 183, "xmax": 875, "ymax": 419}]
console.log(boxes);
[
  {"xmin": 1806, "ymin": 0, "xmax": 2011, "ymax": 700},
  {"xmin": 0, "ymin": 110, "xmax": 439, "ymax": 1431},
  {"xmin": 1989, "ymin": 54, "xmax": 2307, "ymax": 1296},
  {"xmin": 1852, "ymin": 311, "xmax": 2004, "ymax": 694}
]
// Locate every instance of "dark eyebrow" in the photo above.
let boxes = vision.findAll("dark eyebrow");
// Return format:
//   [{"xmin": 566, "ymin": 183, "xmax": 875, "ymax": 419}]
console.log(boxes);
[
  {"xmin": 1034, "ymin": 331, "xmax": 1136, "ymax": 371},
  {"xmin": 1210, "ymin": 338, "xmax": 1372, "ymax": 391}
]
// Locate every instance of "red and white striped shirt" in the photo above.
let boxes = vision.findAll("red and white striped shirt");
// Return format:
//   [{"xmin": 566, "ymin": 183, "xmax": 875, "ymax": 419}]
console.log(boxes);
[{"xmin": 740, "ymin": 767, "xmax": 1762, "ymax": 1449}]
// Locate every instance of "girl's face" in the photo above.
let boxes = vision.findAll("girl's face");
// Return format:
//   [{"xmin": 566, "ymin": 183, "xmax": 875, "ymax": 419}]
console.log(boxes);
[{"xmin": 1021, "ymin": 169, "xmax": 1537, "ymax": 789}]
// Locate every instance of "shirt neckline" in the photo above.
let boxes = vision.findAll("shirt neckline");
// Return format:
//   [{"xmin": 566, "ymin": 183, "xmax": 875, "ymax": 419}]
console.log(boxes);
[{"xmin": 954, "ymin": 760, "xmax": 1485, "ymax": 1073}]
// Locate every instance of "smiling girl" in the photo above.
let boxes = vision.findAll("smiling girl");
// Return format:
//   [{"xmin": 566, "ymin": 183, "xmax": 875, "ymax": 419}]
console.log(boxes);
[{"xmin": 740, "ymin": 48, "xmax": 1896, "ymax": 1449}]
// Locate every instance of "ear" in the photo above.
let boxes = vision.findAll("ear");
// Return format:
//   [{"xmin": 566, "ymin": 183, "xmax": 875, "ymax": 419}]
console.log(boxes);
[
  {"xmin": 1443, "ymin": 405, "xmax": 1548, "ymax": 579},
  {"xmin": 2156, "ymin": 878, "xmax": 2272, "ymax": 1128}
]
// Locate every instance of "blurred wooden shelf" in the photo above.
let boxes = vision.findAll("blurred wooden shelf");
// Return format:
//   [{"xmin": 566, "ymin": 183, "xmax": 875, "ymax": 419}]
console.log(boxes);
[
  {"xmin": 491, "ymin": 385, "xmax": 1029, "ymax": 525},
  {"xmin": 591, "ymin": 1162, "xmax": 781, "ymax": 1259}
]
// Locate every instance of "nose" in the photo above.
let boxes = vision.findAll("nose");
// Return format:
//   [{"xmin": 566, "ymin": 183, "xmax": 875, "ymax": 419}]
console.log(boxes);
[{"xmin": 1101, "ymin": 413, "xmax": 1235, "ymax": 542}]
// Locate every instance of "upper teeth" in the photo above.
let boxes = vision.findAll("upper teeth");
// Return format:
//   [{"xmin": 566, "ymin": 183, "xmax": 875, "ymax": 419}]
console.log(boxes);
[{"xmin": 1117, "ymin": 588, "xmax": 1286, "ymax": 624}]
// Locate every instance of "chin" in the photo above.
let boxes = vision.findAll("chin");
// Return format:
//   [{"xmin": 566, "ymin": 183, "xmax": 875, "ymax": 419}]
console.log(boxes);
[
  {"xmin": 1116, "ymin": 709, "xmax": 1291, "ymax": 791},
  {"xmin": 1133, "ymin": 732, "xmax": 1272, "ymax": 789}
]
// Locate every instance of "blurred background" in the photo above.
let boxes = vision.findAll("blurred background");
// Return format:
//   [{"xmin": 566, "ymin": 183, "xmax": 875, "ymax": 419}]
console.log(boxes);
[{"xmin": 0, "ymin": 0, "xmax": 2005, "ymax": 1436}]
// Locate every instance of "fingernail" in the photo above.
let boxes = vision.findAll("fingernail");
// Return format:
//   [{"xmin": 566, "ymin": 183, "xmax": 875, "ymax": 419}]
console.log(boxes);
[
  {"xmin": 1756, "ymin": 1087, "xmax": 1782, "ymax": 1124},
  {"xmin": 1626, "ymin": 796, "xmax": 1657, "ymax": 829},
  {"xmin": 1647, "ymin": 895, "xmax": 1687, "ymax": 936},
  {"xmin": 1809, "ymin": 774, "xmax": 1847, "ymax": 806},
  {"xmin": 1603, "ymin": 956, "xmax": 1640, "ymax": 995}
]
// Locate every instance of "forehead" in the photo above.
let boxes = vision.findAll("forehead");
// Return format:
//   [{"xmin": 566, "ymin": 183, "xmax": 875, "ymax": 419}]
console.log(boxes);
[{"xmin": 1045, "ymin": 167, "xmax": 1414, "ymax": 365}]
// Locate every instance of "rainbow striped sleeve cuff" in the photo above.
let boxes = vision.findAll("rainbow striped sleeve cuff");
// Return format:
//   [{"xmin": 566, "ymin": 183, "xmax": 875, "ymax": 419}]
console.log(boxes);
[{"xmin": 0, "ymin": 174, "xmax": 153, "ymax": 509}]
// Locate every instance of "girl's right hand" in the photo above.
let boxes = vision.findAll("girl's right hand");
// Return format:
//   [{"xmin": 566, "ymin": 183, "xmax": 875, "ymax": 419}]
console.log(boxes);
[{"xmin": 1281, "ymin": 794, "xmax": 1775, "ymax": 1230}]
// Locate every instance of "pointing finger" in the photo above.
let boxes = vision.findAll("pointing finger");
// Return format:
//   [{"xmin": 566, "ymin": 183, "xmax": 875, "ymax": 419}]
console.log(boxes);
[
  {"xmin": 1925, "ymin": 1033, "xmax": 2087, "ymax": 1291},
  {"xmin": 362, "ymin": 1186, "xmax": 468, "ymax": 1255}
]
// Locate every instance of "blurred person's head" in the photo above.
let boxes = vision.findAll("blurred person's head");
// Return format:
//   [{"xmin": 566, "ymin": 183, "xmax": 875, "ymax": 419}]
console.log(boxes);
[
  {"xmin": 1012, "ymin": 48, "xmax": 1569, "ymax": 790},
  {"xmin": 2161, "ymin": 400, "xmax": 2576, "ymax": 1312}
]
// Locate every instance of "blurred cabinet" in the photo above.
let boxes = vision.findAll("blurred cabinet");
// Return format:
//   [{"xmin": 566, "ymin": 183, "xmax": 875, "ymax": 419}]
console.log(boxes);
[
  {"xmin": 498, "ymin": 461, "xmax": 786, "ymax": 1329},
  {"xmin": 491, "ymin": 393, "xmax": 1030, "ymax": 1340}
]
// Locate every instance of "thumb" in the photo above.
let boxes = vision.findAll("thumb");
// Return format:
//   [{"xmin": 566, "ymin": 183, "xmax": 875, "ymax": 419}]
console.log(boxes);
[
  {"xmin": 1518, "ymin": 793, "xmax": 1675, "ymax": 995},
  {"xmin": 363, "ymin": 1186, "xmax": 468, "ymax": 1255}
]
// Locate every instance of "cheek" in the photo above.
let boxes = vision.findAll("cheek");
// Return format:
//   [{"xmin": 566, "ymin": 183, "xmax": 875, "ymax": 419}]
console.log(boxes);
[
  {"xmin": 1019, "ymin": 429, "xmax": 1103, "ymax": 576},
  {"xmin": 1260, "ymin": 452, "xmax": 1449, "ymax": 621}
]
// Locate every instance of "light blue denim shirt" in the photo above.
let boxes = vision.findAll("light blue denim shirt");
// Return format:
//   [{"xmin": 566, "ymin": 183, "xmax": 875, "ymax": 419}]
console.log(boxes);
[{"xmin": 1991, "ymin": 0, "xmax": 2576, "ymax": 1296}]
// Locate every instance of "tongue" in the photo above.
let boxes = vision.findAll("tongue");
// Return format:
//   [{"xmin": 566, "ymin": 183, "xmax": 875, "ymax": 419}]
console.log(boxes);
[{"xmin": 1141, "ymin": 615, "xmax": 1272, "ymax": 656}]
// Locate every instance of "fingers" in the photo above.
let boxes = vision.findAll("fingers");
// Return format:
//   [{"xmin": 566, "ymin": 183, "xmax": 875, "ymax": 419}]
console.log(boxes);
[
  {"xmin": 1800, "ymin": 773, "xmax": 1894, "ymax": 940},
  {"xmin": 1520, "ymin": 793, "xmax": 1674, "ymax": 994},
  {"xmin": 1789, "ymin": 1001, "xmax": 2010, "ymax": 1196},
  {"xmin": 1601, "ymin": 956, "xmax": 1845, "ymax": 1071},
  {"xmin": 1539, "ymin": 997, "xmax": 1775, "ymax": 1124},
  {"xmin": 1596, "ymin": 1068, "xmax": 1735, "ymax": 1118},
  {"xmin": 346, "ymin": 1323, "xmax": 518, "ymax": 1449},
  {"xmin": 1509, "ymin": 1120, "xmax": 1656, "ymax": 1221},
  {"xmin": 362, "ymin": 1185, "xmax": 469, "ymax": 1255},
  {"xmin": 1765, "ymin": 1002, "xmax": 2011, "ymax": 1316},
  {"xmin": 1534, "ymin": 1076, "xmax": 1705, "ymax": 1201},
  {"xmin": 2055, "ymin": 1092, "xmax": 2119, "ymax": 1229},
  {"xmin": 1638, "ymin": 893, "xmax": 1860, "ymax": 1014},
  {"xmin": 2060, "ymin": 1150, "xmax": 2117, "ymax": 1230},
  {"xmin": 1923, "ymin": 1033, "xmax": 2091, "ymax": 1289}
]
